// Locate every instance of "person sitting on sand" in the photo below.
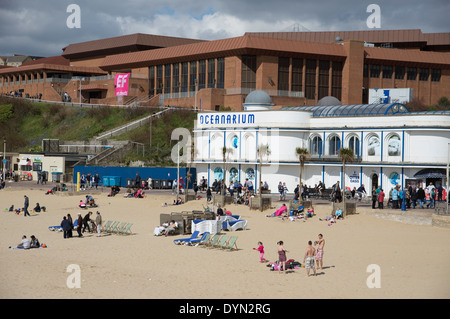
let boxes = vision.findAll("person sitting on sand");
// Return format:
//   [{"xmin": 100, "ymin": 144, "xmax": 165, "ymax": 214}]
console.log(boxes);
[
  {"xmin": 30, "ymin": 235, "xmax": 40, "ymax": 248},
  {"xmin": 108, "ymin": 185, "xmax": 120, "ymax": 197},
  {"xmin": 334, "ymin": 208, "xmax": 343, "ymax": 219},
  {"xmin": 266, "ymin": 204, "xmax": 287, "ymax": 217},
  {"xmin": 33, "ymin": 203, "xmax": 46, "ymax": 213},
  {"xmin": 79, "ymin": 200, "xmax": 86, "ymax": 209},
  {"xmin": 10, "ymin": 235, "xmax": 30, "ymax": 249},
  {"xmin": 173, "ymin": 197, "xmax": 183, "ymax": 205}
]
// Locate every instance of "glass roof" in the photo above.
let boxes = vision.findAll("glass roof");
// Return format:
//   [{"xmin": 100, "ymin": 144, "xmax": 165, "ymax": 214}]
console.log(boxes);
[{"xmin": 282, "ymin": 103, "xmax": 410, "ymax": 117}]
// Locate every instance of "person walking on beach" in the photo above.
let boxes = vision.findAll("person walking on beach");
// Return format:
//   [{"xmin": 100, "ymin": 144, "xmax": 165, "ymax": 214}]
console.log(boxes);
[
  {"xmin": 303, "ymin": 241, "xmax": 316, "ymax": 277},
  {"xmin": 76, "ymin": 213, "xmax": 83, "ymax": 237},
  {"xmin": 67, "ymin": 214, "xmax": 73, "ymax": 238},
  {"xmin": 95, "ymin": 211, "xmax": 102, "ymax": 237},
  {"xmin": 61, "ymin": 216, "xmax": 72, "ymax": 239},
  {"xmin": 277, "ymin": 241, "xmax": 288, "ymax": 274},
  {"xmin": 82, "ymin": 211, "xmax": 93, "ymax": 233},
  {"xmin": 314, "ymin": 234, "xmax": 325, "ymax": 270},
  {"xmin": 23, "ymin": 195, "xmax": 30, "ymax": 217},
  {"xmin": 253, "ymin": 241, "xmax": 266, "ymax": 263}
]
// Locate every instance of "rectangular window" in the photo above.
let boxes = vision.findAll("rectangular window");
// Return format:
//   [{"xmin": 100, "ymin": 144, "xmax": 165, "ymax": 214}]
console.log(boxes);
[
  {"xmin": 370, "ymin": 64, "xmax": 380, "ymax": 78},
  {"xmin": 277, "ymin": 57, "xmax": 290, "ymax": 91},
  {"xmin": 431, "ymin": 69, "xmax": 441, "ymax": 82},
  {"xmin": 318, "ymin": 60, "xmax": 330, "ymax": 100},
  {"xmin": 419, "ymin": 68, "xmax": 429, "ymax": 81},
  {"xmin": 305, "ymin": 59, "xmax": 316, "ymax": 99},
  {"xmin": 241, "ymin": 55, "xmax": 257, "ymax": 89},
  {"xmin": 407, "ymin": 67, "xmax": 417, "ymax": 81},
  {"xmin": 172, "ymin": 63, "xmax": 180, "ymax": 92},
  {"xmin": 181, "ymin": 62, "xmax": 188, "ymax": 92},
  {"xmin": 164, "ymin": 64, "xmax": 171, "ymax": 94},
  {"xmin": 291, "ymin": 58, "xmax": 303, "ymax": 93},
  {"xmin": 363, "ymin": 64, "xmax": 369, "ymax": 78},
  {"xmin": 382, "ymin": 65, "xmax": 393, "ymax": 79},
  {"xmin": 395, "ymin": 66, "xmax": 405, "ymax": 80},
  {"xmin": 207, "ymin": 58, "xmax": 215, "ymax": 88},
  {"xmin": 198, "ymin": 60, "xmax": 206, "ymax": 90},
  {"xmin": 331, "ymin": 61, "xmax": 342, "ymax": 101},
  {"xmin": 156, "ymin": 65, "xmax": 163, "ymax": 94},
  {"xmin": 148, "ymin": 66, "xmax": 155, "ymax": 96},
  {"xmin": 189, "ymin": 61, "xmax": 197, "ymax": 92},
  {"xmin": 217, "ymin": 57, "xmax": 225, "ymax": 88}
]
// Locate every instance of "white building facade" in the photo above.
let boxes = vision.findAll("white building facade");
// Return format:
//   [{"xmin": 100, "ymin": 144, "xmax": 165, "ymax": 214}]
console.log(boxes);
[{"xmin": 193, "ymin": 92, "xmax": 450, "ymax": 196}]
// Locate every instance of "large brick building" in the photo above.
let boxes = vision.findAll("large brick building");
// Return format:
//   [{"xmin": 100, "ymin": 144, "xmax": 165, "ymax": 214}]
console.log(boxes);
[{"xmin": 1, "ymin": 29, "xmax": 449, "ymax": 109}]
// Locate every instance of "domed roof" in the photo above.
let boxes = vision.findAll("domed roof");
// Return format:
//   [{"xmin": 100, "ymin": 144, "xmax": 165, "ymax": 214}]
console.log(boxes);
[
  {"xmin": 244, "ymin": 90, "xmax": 273, "ymax": 105},
  {"xmin": 317, "ymin": 96, "xmax": 341, "ymax": 106}
]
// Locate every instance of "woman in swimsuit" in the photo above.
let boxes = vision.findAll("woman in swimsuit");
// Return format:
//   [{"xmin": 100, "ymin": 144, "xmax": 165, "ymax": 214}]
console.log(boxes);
[{"xmin": 277, "ymin": 241, "xmax": 288, "ymax": 274}]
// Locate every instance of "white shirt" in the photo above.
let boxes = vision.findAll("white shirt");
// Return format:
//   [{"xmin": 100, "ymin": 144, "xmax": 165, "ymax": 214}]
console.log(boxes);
[{"xmin": 22, "ymin": 238, "xmax": 30, "ymax": 249}]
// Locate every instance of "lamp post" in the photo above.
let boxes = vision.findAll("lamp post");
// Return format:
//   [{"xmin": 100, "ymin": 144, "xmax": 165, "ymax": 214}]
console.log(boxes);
[
  {"xmin": 2, "ymin": 137, "xmax": 5, "ymax": 182},
  {"xmin": 447, "ymin": 143, "xmax": 449, "ymax": 215}
]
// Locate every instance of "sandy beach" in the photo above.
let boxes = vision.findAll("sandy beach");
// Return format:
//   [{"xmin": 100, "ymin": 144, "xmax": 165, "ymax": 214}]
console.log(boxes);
[{"xmin": 0, "ymin": 183, "xmax": 449, "ymax": 299}]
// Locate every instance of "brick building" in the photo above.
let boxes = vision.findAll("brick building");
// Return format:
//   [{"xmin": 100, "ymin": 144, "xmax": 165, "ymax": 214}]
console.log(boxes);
[{"xmin": 1, "ymin": 29, "xmax": 449, "ymax": 109}]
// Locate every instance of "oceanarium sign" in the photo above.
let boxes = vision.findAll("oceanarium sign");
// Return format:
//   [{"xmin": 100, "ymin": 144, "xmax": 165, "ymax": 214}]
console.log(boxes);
[
  {"xmin": 196, "ymin": 111, "xmax": 311, "ymax": 129},
  {"xmin": 198, "ymin": 113, "xmax": 255, "ymax": 126}
]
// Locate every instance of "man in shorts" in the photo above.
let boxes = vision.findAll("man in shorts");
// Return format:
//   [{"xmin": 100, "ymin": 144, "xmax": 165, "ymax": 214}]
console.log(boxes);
[
  {"xmin": 303, "ymin": 240, "xmax": 316, "ymax": 277},
  {"xmin": 314, "ymin": 234, "xmax": 325, "ymax": 270}
]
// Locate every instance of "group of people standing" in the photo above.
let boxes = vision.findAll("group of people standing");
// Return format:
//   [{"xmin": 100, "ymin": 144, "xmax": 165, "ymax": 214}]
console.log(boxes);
[
  {"xmin": 80, "ymin": 173, "xmax": 101, "ymax": 190},
  {"xmin": 385, "ymin": 182, "xmax": 445, "ymax": 210},
  {"xmin": 255, "ymin": 234, "xmax": 325, "ymax": 277},
  {"xmin": 60, "ymin": 211, "xmax": 103, "ymax": 238}
]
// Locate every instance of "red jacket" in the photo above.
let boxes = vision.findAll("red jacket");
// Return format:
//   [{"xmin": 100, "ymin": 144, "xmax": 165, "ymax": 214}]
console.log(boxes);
[{"xmin": 378, "ymin": 191, "xmax": 385, "ymax": 202}]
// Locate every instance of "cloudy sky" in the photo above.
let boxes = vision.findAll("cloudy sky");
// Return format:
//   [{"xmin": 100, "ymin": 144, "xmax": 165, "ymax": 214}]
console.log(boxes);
[{"xmin": 0, "ymin": 0, "xmax": 448, "ymax": 57}]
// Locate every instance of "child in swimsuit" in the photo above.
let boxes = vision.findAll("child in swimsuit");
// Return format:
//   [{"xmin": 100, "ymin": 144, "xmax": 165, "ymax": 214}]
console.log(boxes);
[
  {"xmin": 253, "ymin": 241, "xmax": 266, "ymax": 262},
  {"xmin": 277, "ymin": 241, "xmax": 288, "ymax": 274}
]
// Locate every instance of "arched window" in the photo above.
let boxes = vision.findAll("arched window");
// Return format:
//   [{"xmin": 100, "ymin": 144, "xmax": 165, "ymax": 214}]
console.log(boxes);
[
  {"xmin": 245, "ymin": 168, "xmax": 255, "ymax": 180},
  {"xmin": 328, "ymin": 135, "xmax": 340, "ymax": 156},
  {"xmin": 348, "ymin": 135, "xmax": 360, "ymax": 156},
  {"xmin": 367, "ymin": 134, "xmax": 380, "ymax": 156},
  {"xmin": 309, "ymin": 135, "xmax": 322, "ymax": 156},
  {"xmin": 387, "ymin": 135, "xmax": 401, "ymax": 156},
  {"xmin": 229, "ymin": 167, "xmax": 238, "ymax": 182},
  {"xmin": 214, "ymin": 167, "xmax": 223, "ymax": 181}
]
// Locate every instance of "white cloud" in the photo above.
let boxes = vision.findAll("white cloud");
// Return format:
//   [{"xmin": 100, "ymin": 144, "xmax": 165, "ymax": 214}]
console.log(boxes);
[{"xmin": 115, "ymin": 11, "xmax": 317, "ymax": 40}]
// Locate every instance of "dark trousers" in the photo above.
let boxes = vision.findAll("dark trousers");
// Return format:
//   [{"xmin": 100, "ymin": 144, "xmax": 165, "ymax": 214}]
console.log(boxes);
[
  {"xmin": 378, "ymin": 201, "xmax": 383, "ymax": 209},
  {"xmin": 24, "ymin": 206, "xmax": 30, "ymax": 216},
  {"xmin": 77, "ymin": 227, "xmax": 83, "ymax": 237},
  {"xmin": 63, "ymin": 230, "xmax": 70, "ymax": 238},
  {"xmin": 393, "ymin": 199, "xmax": 398, "ymax": 209}
]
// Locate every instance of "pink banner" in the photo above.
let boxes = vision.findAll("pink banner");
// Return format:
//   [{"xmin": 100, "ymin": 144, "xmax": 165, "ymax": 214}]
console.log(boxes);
[{"xmin": 115, "ymin": 73, "xmax": 130, "ymax": 96}]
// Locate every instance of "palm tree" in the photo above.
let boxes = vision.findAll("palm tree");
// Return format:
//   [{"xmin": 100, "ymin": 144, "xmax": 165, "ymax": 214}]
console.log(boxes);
[
  {"xmin": 295, "ymin": 147, "xmax": 309, "ymax": 197},
  {"xmin": 339, "ymin": 147, "xmax": 355, "ymax": 215},
  {"xmin": 222, "ymin": 146, "xmax": 233, "ymax": 196},
  {"xmin": 257, "ymin": 144, "xmax": 271, "ymax": 211}
]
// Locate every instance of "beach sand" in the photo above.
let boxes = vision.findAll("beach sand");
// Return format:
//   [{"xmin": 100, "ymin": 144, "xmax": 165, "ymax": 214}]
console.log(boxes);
[{"xmin": 0, "ymin": 185, "xmax": 449, "ymax": 299}]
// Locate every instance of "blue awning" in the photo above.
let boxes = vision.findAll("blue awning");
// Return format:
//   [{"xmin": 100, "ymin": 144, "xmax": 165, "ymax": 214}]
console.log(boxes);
[{"xmin": 414, "ymin": 168, "xmax": 447, "ymax": 179}]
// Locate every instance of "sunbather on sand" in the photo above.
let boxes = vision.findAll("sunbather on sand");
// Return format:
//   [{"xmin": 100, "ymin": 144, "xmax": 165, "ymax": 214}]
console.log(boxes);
[{"xmin": 266, "ymin": 204, "xmax": 287, "ymax": 217}]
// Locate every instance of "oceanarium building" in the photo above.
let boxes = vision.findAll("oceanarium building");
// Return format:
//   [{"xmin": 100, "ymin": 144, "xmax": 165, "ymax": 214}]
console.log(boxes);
[{"xmin": 194, "ymin": 91, "xmax": 450, "ymax": 196}]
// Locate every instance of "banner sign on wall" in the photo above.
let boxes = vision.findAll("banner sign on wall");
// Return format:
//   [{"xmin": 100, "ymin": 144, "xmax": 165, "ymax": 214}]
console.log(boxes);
[{"xmin": 115, "ymin": 73, "xmax": 130, "ymax": 96}]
